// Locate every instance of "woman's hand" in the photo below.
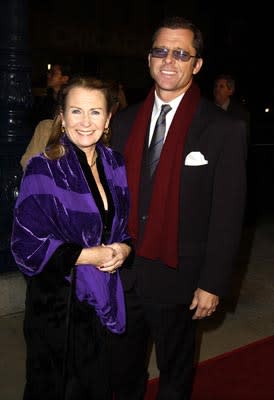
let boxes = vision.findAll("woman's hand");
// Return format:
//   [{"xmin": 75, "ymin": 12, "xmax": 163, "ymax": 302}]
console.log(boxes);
[
  {"xmin": 76, "ymin": 245, "xmax": 117, "ymax": 268},
  {"xmin": 98, "ymin": 243, "xmax": 131, "ymax": 274},
  {"xmin": 76, "ymin": 243, "xmax": 131, "ymax": 274}
]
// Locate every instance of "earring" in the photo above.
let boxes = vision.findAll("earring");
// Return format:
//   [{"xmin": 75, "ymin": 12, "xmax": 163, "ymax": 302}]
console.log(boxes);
[
  {"xmin": 103, "ymin": 127, "xmax": 111, "ymax": 147},
  {"xmin": 61, "ymin": 125, "xmax": 65, "ymax": 133}
]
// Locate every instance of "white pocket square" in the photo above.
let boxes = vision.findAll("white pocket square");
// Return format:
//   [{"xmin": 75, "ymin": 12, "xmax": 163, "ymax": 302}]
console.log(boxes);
[{"xmin": 184, "ymin": 151, "xmax": 208, "ymax": 166}]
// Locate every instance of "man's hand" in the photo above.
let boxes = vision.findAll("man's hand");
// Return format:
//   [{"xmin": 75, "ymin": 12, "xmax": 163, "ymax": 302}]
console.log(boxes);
[{"xmin": 189, "ymin": 288, "xmax": 219, "ymax": 320}]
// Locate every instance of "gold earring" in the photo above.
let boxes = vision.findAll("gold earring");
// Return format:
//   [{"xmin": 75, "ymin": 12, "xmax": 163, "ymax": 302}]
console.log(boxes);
[
  {"xmin": 61, "ymin": 125, "xmax": 65, "ymax": 133},
  {"xmin": 103, "ymin": 127, "xmax": 111, "ymax": 147}
]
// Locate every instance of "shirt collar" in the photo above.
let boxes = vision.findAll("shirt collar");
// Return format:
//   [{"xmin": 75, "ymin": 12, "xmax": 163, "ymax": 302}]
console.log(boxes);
[
  {"xmin": 154, "ymin": 91, "xmax": 184, "ymax": 113},
  {"xmin": 217, "ymin": 98, "xmax": 230, "ymax": 111}
]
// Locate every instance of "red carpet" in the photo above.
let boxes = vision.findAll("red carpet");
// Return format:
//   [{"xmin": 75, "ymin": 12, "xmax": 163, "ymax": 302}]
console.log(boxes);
[{"xmin": 145, "ymin": 335, "xmax": 274, "ymax": 399}]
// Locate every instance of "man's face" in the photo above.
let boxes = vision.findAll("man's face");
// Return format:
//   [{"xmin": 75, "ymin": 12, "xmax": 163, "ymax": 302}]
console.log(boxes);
[
  {"xmin": 213, "ymin": 79, "xmax": 233, "ymax": 106},
  {"xmin": 148, "ymin": 27, "xmax": 203, "ymax": 101},
  {"xmin": 47, "ymin": 64, "xmax": 68, "ymax": 92}
]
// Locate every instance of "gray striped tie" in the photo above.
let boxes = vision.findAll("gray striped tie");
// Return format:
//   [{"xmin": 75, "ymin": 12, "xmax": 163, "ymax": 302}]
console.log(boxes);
[{"xmin": 149, "ymin": 104, "xmax": 172, "ymax": 177}]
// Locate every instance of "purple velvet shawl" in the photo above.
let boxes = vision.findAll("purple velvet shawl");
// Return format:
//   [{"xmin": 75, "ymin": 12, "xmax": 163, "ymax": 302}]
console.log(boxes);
[{"xmin": 11, "ymin": 136, "xmax": 130, "ymax": 334}]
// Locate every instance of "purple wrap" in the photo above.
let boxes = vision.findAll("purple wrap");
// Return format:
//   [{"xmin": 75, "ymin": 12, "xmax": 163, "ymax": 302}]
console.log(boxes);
[{"xmin": 11, "ymin": 136, "xmax": 130, "ymax": 334}]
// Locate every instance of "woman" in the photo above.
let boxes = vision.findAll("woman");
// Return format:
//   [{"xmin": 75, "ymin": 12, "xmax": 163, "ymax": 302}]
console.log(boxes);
[{"xmin": 11, "ymin": 76, "xmax": 132, "ymax": 400}]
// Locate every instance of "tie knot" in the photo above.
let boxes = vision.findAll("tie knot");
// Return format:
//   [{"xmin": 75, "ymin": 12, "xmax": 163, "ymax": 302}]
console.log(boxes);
[{"xmin": 160, "ymin": 104, "xmax": 172, "ymax": 117}]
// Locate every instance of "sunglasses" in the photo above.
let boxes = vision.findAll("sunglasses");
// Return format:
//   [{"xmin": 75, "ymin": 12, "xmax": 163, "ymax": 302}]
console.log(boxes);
[{"xmin": 150, "ymin": 47, "xmax": 197, "ymax": 62}]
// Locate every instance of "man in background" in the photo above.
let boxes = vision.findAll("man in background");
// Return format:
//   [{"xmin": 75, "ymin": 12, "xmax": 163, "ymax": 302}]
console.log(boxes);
[
  {"xmin": 31, "ymin": 63, "xmax": 71, "ymax": 126},
  {"xmin": 20, "ymin": 119, "xmax": 53, "ymax": 170},
  {"xmin": 213, "ymin": 74, "xmax": 250, "ymax": 139},
  {"xmin": 21, "ymin": 64, "xmax": 71, "ymax": 169}
]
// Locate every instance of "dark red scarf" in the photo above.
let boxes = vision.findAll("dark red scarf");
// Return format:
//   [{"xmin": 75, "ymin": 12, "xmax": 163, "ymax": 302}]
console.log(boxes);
[{"xmin": 124, "ymin": 82, "xmax": 200, "ymax": 268}]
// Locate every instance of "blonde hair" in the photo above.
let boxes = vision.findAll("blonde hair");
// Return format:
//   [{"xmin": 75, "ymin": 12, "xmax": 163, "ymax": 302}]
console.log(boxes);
[{"xmin": 45, "ymin": 75, "xmax": 113, "ymax": 160}]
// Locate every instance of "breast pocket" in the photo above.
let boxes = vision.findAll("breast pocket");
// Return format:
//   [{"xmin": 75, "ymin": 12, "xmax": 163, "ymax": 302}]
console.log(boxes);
[
  {"xmin": 181, "ymin": 164, "xmax": 212, "ymax": 221},
  {"xmin": 183, "ymin": 164, "xmax": 210, "ymax": 190}
]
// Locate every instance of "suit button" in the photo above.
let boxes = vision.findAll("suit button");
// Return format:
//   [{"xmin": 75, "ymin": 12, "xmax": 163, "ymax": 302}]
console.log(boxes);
[{"xmin": 141, "ymin": 215, "xmax": 148, "ymax": 221}]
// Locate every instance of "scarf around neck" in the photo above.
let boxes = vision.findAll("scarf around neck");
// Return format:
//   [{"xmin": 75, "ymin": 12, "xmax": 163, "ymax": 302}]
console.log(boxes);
[{"xmin": 124, "ymin": 82, "xmax": 200, "ymax": 268}]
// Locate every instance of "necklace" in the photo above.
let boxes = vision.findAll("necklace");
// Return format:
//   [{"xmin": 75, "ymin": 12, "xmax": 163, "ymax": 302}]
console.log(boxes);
[{"xmin": 89, "ymin": 152, "xmax": 97, "ymax": 168}]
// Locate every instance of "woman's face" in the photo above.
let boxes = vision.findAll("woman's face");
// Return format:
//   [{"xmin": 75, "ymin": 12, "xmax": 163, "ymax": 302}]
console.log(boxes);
[{"xmin": 61, "ymin": 87, "xmax": 111, "ymax": 152}]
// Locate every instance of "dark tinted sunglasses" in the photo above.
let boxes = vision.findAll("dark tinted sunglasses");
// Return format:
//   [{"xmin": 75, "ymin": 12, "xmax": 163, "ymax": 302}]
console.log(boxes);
[{"xmin": 150, "ymin": 47, "xmax": 197, "ymax": 62}]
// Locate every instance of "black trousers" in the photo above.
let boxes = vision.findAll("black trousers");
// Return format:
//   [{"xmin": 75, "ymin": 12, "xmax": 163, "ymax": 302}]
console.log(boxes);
[
  {"xmin": 23, "ymin": 292, "xmax": 112, "ymax": 400},
  {"xmin": 110, "ymin": 289, "xmax": 197, "ymax": 400}
]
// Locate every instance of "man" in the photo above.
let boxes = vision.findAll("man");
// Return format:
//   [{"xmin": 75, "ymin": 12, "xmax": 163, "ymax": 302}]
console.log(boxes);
[
  {"xmin": 21, "ymin": 64, "xmax": 71, "ymax": 169},
  {"xmin": 110, "ymin": 16, "xmax": 247, "ymax": 400},
  {"xmin": 20, "ymin": 118, "xmax": 53, "ymax": 170},
  {"xmin": 31, "ymin": 63, "xmax": 71, "ymax": 126},
  {"xmin": 213, "ymin": 74, "xmax": 250, "ymax": 138}
]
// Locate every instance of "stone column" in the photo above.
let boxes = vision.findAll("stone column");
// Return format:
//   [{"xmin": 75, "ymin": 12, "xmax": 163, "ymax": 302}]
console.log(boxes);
[{"xmin": 0, "ymin": 0, "xmax": 32, "ymax": 272}]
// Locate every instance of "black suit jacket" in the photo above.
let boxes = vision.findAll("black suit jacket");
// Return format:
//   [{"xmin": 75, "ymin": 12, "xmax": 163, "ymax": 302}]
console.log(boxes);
[{"xmin": 111, "ymin": 96, "xmax": 247, "ymax": 304}]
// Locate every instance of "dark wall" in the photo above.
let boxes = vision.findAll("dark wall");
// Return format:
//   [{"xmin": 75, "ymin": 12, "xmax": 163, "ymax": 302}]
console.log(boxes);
[
  {"xmin": 27, "ymin": 1, "xmax": 199, "ymax": 93},
  {"xmin": 28, "ymin": 1, "xmax": 251, "ymax": 102}
]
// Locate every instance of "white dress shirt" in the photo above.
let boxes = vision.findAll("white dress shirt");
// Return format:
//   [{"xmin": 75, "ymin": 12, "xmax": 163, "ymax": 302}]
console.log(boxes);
[{"xmin": 148, "ymin": 91, "xmax": 184, "ymax": 147}]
